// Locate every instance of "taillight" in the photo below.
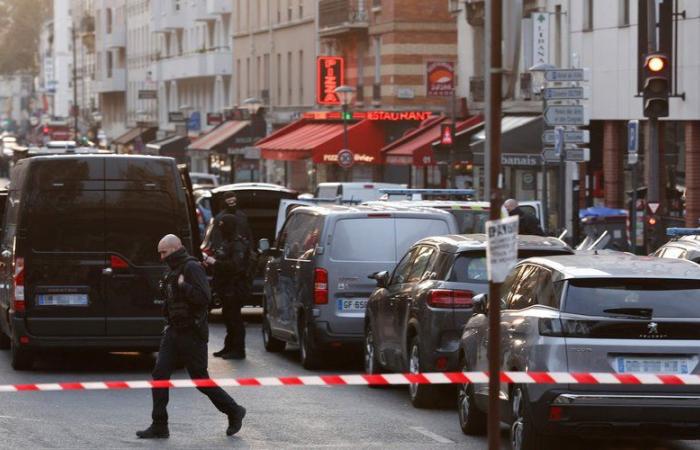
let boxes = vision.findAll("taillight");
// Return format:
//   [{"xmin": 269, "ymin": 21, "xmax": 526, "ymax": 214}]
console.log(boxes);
[
  {"xmin": 13, "ymin": 257, "xmax": 25, "ymax": 312},
  {"xmin": 110, "ymin": 255, "xmax": 129, "ymax": 269},
  {"xmin": 314, "ymin": 268, "xmax": 328, "ymax": 305},
  {"xmin": 427, "ymin": 289, "xmax": 474, "ymax": 308}
]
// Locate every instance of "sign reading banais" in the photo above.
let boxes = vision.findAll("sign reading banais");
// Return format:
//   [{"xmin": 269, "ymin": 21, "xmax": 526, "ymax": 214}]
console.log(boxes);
[{"xmin": 486, "ymin": 215, "xmax": 519, "ymax": 283}]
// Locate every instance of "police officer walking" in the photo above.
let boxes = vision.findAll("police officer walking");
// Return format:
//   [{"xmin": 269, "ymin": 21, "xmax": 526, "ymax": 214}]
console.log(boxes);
[
  {"xmin": 205, "ymin": 214, "xmax": 250, "ymax": 359},
  {"xmin": 136, "ymin": 234, "xmax": 246, "ymax": 439}
]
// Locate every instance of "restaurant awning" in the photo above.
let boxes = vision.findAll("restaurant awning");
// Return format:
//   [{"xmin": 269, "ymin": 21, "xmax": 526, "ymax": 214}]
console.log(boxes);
[
  {"xmin": 112, "ymin": 126, "xmax": 157, "ymax": 147},
  {"xmin": 383, "ymin": 115, "xmax": 485, "ymax": 166},
  {"xmin": 256, "ymin": 119, "xmax": 385, "ymax": 164},
  {"xmin": 188, "ymin": 120, "xmax": 251, "ymax": 152},
  {"xmin": 145, "ymin": 135, "xmax": 190, "ymax": 158},
  {"xmin": 468, "ymin": 116, "xmax": 543, "ymax": 166}
]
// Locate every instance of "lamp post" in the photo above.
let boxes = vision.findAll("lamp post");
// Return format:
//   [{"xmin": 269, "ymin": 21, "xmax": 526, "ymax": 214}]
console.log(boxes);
[
  {"xmin": 529, "ymin": 63, "xmax": 556, "ymax": 235},
  {"xmin": 334, "ymin": 85, "xmax": 355, "ymax": 182}
]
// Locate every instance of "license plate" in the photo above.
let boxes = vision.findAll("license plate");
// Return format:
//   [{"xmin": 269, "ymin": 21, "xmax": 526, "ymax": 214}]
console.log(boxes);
[
  {"xmin": 615, "ymin": 357, "xmax": 691, "ymax": 374},
  {"xmin": 337, "ymin": 299, "xmax": 367, "ymax": 313},
  {"xmin": 36, "ymin": 294, "xmax": 89, "ymax": 307}
]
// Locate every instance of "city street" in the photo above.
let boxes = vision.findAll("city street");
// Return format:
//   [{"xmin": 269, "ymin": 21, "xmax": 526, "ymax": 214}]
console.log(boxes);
[{"xmin": 0, "ymin": 310, "xmax": 696, "ymax": 450}]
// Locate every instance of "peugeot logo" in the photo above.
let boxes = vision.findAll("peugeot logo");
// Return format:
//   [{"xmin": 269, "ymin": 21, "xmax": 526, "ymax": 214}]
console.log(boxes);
[
  {"xmin": 647, "ymin": 322, "xmax": 659, "ymax": 334},
  {"xmin": 640, "ymin": 321, "xmax": 667, "ymax": 339}
]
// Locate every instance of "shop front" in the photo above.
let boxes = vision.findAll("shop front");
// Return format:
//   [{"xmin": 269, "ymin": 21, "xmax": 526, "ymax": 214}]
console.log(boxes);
[
  {"xmin": 111, "ymin": 126, "xmax": 158, "ymax": 154},
  {"xmin": 145, "ymin": 134, "xmax": 190, "ymax": 165}
]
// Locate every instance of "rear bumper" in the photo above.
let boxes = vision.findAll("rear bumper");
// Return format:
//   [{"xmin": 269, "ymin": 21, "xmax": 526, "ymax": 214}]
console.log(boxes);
[
  {"xmin": 11, "ymin": 317, "xmax": 161, "ymax": 351},
  {"xmin": 311, "ymin": 320, "xmax": 363, "ymax": 347},
  {"xmin": 531, "ymin": 389, "xmax": 700, "ymax": 439}
]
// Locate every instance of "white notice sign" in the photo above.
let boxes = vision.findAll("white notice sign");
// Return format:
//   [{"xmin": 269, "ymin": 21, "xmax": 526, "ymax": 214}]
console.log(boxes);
[{"xmin": 486, "ymin": 215, "xmax": 519, "ymax": 283}]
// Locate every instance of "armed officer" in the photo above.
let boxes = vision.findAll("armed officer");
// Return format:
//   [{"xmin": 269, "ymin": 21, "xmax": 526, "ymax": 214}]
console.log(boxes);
[{"xmin": 136, "ymin": 234, "xmax": 246, "ymax": 439}]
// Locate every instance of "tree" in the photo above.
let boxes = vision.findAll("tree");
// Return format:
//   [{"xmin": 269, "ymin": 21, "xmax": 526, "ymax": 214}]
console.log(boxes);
[{"xmin": 0, "ymin": 0, "xmax": 52, "ymax": 74}]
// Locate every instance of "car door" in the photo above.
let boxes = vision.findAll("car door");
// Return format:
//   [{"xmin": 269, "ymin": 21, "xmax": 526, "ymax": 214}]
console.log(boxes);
[
  {"xmin": 177, "ymin": 164, "xmax": 201, "ymax": 256},
  {"xmin": 266, "ymin": 213, "xmax": 301, "ymax": 338}
]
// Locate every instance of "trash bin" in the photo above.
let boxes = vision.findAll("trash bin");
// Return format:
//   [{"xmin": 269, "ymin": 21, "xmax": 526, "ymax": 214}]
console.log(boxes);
[{"xmin": 578, "ymin": 207, "xmax": 630, "ymax": 252}]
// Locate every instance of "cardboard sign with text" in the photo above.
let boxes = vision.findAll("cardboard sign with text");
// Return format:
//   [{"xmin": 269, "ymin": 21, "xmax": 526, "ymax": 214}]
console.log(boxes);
[{"xmin": 486, "ymin": 215, "xmax": 519, "ymax": 283}]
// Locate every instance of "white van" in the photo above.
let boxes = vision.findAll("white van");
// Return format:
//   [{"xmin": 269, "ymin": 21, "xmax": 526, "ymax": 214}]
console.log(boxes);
[{"xmin": 314, "ymin": 182, "xmax": 407, "ymax": 203}]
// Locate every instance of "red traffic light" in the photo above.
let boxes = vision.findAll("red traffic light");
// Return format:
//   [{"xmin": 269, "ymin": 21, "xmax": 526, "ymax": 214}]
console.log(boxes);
[
  {"xmin": 648, "ymin": 217, "xmax": 657, "ymax": 226},
  {"xmin": 645, "ymin": 55, "xmax": 666, "ymax": 73}
]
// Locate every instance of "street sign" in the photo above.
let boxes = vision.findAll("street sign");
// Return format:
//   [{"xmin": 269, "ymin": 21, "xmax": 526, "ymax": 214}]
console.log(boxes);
[
  {"xmin": 542, "ymin": 147, "xmax": 590, "ymax": 163},
  {"xmin": 337, "ymin": 149, "xmax": 354, "ymax": 169},
  {"xmin": 554, "ymin": 126, "xmax": 564, "ymax": 157},
  {"xmin": 648, "ymin": 202, "xmax": 660, "ymax": 214},
  {"xmin": 544, "ymin": 68, "xmax": 591, "ymax": 82},
  {"xmin": 627, "ymin": 120, "xmax": 639, "ymax": 154},
  {"xmin": 486, "ymin": 215, "xmax": 519, "ymax": 283},
  {"xmin": 543, "ymin": 86, "xmax": 589, "ymax": 100},
  {"xmin": 542, "ymin": 129, "xmax": 590, "ymax": 145},
  {"xmin": 168, "ymin": 112, "xmax": 185, "ymax": 123},
  {"xmin": 138, "ymin": 90, "xmax": 158, "ymax": 100},
  {"xmin": 544, "ymin": 105, "xmax": 590, "ymax": 126}
]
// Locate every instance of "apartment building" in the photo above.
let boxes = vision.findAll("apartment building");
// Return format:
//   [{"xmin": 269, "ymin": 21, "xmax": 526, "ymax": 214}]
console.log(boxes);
[{"xmin": 70, "ymin": 0, "xmax": 99, "ymax": 135}]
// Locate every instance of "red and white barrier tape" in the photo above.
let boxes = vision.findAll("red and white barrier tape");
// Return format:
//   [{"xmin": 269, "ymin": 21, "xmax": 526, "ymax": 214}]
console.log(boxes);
[{"xmin": 1, "ymin": 371, "xmax": 699, "ymax": 393}]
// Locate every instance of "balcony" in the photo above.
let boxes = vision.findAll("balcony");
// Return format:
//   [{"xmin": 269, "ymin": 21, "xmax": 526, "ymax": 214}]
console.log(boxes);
[
  {"xmin": 105, "ymin": 29, "xmax": 126, "ymax": 49},
  {"xmin": 96, "ymin": 68, "xmax": 126, "ymax": 93},
  {"xmin": 151, "ymin": 9, "xmax": 187, "ymax": 32},
  {"xmin": 207, "ymin": 0, "xmax": 232, "ymax": 15},
  {"xmin": 195, "ymin": 1, "xmax": 216, "ymax": 22},
  {"xmin": 155, "ymin": 49, "xmax": 232, "ymax": 81},
  {"xmin": 318, "ymin": 0, "xmax": 369, "ymax": 37}
]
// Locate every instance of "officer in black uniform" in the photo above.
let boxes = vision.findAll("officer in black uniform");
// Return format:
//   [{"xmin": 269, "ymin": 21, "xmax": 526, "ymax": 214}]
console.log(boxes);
[
  {"xmin": 206, "ymin": 214, "xmax": 250, "ymax": 359},
  {"xmin": 136, "ymin": 234, "xmax": 246, "ymax": 439}
]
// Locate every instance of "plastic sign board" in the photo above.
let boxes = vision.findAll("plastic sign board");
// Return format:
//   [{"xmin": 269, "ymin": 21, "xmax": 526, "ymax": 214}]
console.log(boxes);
[
  {"xmin": 440, "ymin": 123, "xmax": 454, "ymax": 146},
  {"xmin": 486, "ymin": 215, "xmax": 519, "ymax": 283},
  {"xmin": 542, "ymin": 129, "xmax": 590, "ymax": 145},
  {"xmin": 544, "ymin": 68, "xmax": 591, "ymax": 82},
  {"xmin": 543, "ymin": 86, "xmax": 589, "ymax": 100},
  {"xmin": 628, "ymin": 120, "xmax": 639, "ymax": 154},
  {"xmin": 316, "ymin": 56, "xmax": 345, "ymax": 105},
  {"xmin": 544, "ymin": 105, "xmax": 590, "ymax": 126},
  {"xmin": 531, "ymin": 12, "xmax": 550, "ymax": 66}
]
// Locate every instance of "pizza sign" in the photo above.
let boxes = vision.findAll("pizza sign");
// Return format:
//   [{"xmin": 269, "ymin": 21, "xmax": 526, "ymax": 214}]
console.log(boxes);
[
  {"xmin": 317, "ymin": 56, "xmax": 345, "ymax": 105},
  {"xmin": 426, "ymin": 61, "xmax": 455, "ymax": 97}
]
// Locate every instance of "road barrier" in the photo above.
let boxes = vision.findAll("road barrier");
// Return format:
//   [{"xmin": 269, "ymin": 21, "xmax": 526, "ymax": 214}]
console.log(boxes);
[{"xmin": 1, "ymin": 371, "xmax": 699, "ymax": 393}]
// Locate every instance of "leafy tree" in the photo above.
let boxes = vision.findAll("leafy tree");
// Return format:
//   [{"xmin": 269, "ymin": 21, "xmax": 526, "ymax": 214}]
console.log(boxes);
[{"xmin": 0, "ymin": 0, "xmax": 52, "ymax": 73}]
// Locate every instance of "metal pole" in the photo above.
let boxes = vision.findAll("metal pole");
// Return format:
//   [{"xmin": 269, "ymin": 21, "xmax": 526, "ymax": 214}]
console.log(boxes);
[
  {"xmin": 483, "ymin": 0, "xmax": 492, "ymax": 200},
  {"xmin": 342, "ymin": 103, "xmax": 349, "ymax": 182},
  {"xmin": 448, "ymin": 93, "xmax": 457, "ymax": 189},
  {"xmin": 558, "ymin": 150, "xmax": 566, "ymax": 232},
  {"xmin": 631, "ymin": 161, "xmax": 637, "ymax": 253},
  {"xmin": 72, "ymin": 26, "xmax": 79, "ymax": 139},
  {"xmin": 647, "ymin": 0, "xmax": 660, "ymax": 206},
  {"xmin": 487, "ymin": 0, "xmax": 503, "ymax": 449},
  {"xmin": 542, "ymin": 158, "xmax": 549, "ymax": 234}
]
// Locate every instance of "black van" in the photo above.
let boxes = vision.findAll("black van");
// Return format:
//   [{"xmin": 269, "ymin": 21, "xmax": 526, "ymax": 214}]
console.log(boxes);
[{"xmin": 0, "ymin": 155, "xmax": 200, "ymax": 370}]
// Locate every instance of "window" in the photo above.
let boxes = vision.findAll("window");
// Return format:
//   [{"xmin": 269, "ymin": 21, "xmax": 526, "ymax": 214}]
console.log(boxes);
[
  {"xmin": 246, "ymin": 57, "xmax": 251, "ymax": 97},
  {"xmin": 236, "ymin": 59, "xmax": 241, "ymax": 103},
  {"xmin": 394, "ymin": 218, "xmax": 449, "ymax": 259},
  {"xmin": 331, "ymin": 218, "xmax": 397, "ymax": 263},
  {"xmin": 508, "ymin": 265, "xmax": 540, "ymax": 310},
  {"xmin": 619, "ymin": 0, "xmax": 630, "ymax": 26},
  {"xmin": 407, "ymin": 246, "xmax": 436, "ymax": 283},
  {"xmin": 391, "ymin": 249, "xmax": 418, "ymax": 285},
  {"xmin": 288, "ymin": 0, "xmax": 293, "ymax": 21},
  {"xmin": 299, "ymin": 0, "xmax": 303, "ymax": 18},
  {"xmin": 298, "ymin": 50, "xmax": 304, "ymax": 103},
  {"xmin": 283, "ymin": 214, "xmax": 323, "ymax": 260},
  {"xmin": 276, "ymin": 53, "xmax": 282, "ymax": 105},
  {"xmin": 583, "ymin": 0, "xmax": 594, "ymax": 31},
  {"xmin": 449, "ymin": 254, "xmax": 488, "ymax": 283},
  {"xmin": 287, "ymin": 51, "xmax": 292, "ymax": 105}
]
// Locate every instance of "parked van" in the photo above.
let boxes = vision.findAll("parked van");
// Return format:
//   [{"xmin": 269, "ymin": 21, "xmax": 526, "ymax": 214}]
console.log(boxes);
[
  {"xmin": 314, "ymin": 182, "xmax": 407, "ymax": 203},
  {"xmin": 0, "ymin": 155, "xmax": 199, "ymax": 370},
  {"xmin": 261, "ymin": 204, "xmax": 459, "ymax": 369}
]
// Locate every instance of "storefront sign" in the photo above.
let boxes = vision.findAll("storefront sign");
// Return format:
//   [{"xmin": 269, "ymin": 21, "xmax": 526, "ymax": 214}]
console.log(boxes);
[
  {"xmin": 316, "ymin": 56, "xmax": 344, "ymax": 105},
  {"xmin": 207, "ymin": 113, "xmax": 224, "ymax": 126},
  {"xmin": 474, "ymin": 153, "xmax": 542, "ymax": 166},
  {"xmin": 168, "ymin": 112, "xmax": 185, "ymax": 123},
  {"xmin": 302, "ymin": 111, "xmax": 433, "ymax": 121},
  {"xmin": 138, "ymin": 90, "xmax": 158, "ymax": 100},
  {"xmin": 322, "ymin": 153, "xmax": 376, "ymax": 164},
  {"xmin": 426, "ymin": 61, "xmax": 455, "ymax": 97},
  {"xmin": 531, "ymin": 12, "xmax": 550, "ymax": 66}
]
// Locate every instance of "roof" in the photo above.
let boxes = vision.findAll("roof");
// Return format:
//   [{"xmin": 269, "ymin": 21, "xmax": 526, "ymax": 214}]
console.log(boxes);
[
  {"xmin": 527, "ymin": 253, "xmax": 700, "ymax": 280},
  {"xmin": 415, "ymin": 234, "xmax": 573, "ymax": 254},
  {"xmin": 146, "ymin": 134, "xmax": 190, "ymax": 152},
  {"xmin": 188, "ymin": 120, "xmax": 250, "ymax": 152},
  {"xmin": 112, "ymin": 127, "xmax": 157, "ymax": 146},
  {"xmin": 211, "ymin": 182, "xmax": 298, "ymax": 195}
]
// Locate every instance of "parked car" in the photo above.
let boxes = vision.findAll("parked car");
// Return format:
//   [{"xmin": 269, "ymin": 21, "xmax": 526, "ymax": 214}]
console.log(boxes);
[
  {"xmin": 364, "ymin": 234, "xmax": 573, "ymax": 408},
  {"xmin": 200, "ymin": 183, "xmax": 299, "ymax": 307},
  {"xmin": 650, "ymin": 227, "xmax": 700, "ymax": 263},
  {"xmin": 189, "ymin": 172, "xmax": 220, "ymax": 189},
  {"xmin": 262, "ymin": 204, "xmax": 459, "ymax": 369},
  {"xmin": 458, "ymin": 253, "xmax": 700, "ymax": 449},
  {"xmin": 0, "ymin": 155, "xmax": 200, "ymax": 370},
  {"xmin": 194, "ymin": 189, "xmax": 212, "ymax": 239},
  {"xmin": 314, "ymin": 182, "xmax": 407, "ymax": 203}
]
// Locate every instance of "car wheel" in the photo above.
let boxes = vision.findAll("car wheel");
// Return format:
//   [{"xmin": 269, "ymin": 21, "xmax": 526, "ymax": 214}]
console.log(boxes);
[
  {"xmin": 299, "ymin": 318, "xmax": 321, "ymax": 370},
  {"xmin": 458, "ymin": 359, "xmax": 487, "ymax": 435},
  {"xmin": 262, "ymin": 310, "xmax": 285, "ymax": 353},
  {"xmin": 10, "ymin": 339, "xmax": 34, "ymax": 371},
  {"xmin": 407, "ymin": 337, "xmax": 440, "ymax": 408},
  {"xmin": 511, "ymin": 386, "xmax": 558, "ymax": 450}
]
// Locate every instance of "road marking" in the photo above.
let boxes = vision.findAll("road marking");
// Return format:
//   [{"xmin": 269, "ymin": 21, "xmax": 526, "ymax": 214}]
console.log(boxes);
[{"xmin": 409, "ymin": 426, "xmax": 454, "ymax": 444}]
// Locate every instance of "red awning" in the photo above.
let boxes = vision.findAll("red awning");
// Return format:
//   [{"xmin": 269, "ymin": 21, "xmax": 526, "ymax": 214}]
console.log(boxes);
[
  {"xmin": 382, "ymin": 115, "xmax": 484, "ymax": 166},
  {"xmin": 189, "ymin": 120, "xmax": 250, "ymax": 151},
  {"xmin": 257, "ymin": 119, "xmax": 385, "ymax": 164}
]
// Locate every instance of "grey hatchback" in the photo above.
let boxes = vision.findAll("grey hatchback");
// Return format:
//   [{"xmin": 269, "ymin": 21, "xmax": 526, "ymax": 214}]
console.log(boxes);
[
  {"xmin": 458, "ymin": 253, "xmax": 700, "ymax": 450},
  {"xmin": 364, "ymin": 234, "xmax": 573, "ymax": 408}
]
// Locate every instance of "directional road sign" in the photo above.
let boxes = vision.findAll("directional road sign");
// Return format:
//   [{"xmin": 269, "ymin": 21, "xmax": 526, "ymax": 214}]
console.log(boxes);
[
  {"xmin": 543, "ymin": 86, "xmax": 589, "ymax": 100},
  {"xmin": 544, "ymin": 105, "xmax": 590, "ymax": 126},
  {"xmin": 542, "ymin": 129, "xmax": 590, "ymax": 145},
  {"xmin": 544, "ymin": 68, "xmax": 591, "ymax": 82},
  {"xmin": 627, "ymin": 120, "xmax": 639, "ymax": 154},
  {"xmin": 554, "ymin": 126, "xmax": 564, "ymax": 157},
  {"xmin": 542, "ymin": 147, "xmax": 590, "ymax": 163}
]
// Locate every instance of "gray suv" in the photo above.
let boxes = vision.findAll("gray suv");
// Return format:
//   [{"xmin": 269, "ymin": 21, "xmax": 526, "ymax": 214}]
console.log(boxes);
[
  {"xmin": 458, "ymin": 253, "xmax": 700, "ymax": 450},
  {"xmin": 262, "ymin": 204, "xmax": 458, "ymax": 369}
]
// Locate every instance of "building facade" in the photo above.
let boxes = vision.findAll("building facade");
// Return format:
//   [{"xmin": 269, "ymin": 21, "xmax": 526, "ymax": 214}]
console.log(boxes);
[
  {"xmin": 52, "ymin": 0, "xmax": 74, "ymax": 119},
  {"xmin": 126, "ymin": 0, "xmax": 157, "ymax": 132},
  {"xmin": 70, "ymin": 0, "xmax": 99, "ymax": 137}
]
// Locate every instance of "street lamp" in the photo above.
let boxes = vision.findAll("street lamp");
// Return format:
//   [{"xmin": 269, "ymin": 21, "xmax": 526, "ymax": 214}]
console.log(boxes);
[{"xmin": 242, "ymin": 97, "xmax": 262, "ymax": 116}]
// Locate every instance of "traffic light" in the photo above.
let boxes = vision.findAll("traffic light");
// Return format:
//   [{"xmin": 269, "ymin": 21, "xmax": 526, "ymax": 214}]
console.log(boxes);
[
  {"xmin": 341, "ymin": 111, "xmax": 353, "ymax": 121},
  {"xmin": 642, "ymin": 52, "xmax": 670, "ymax": 118}
]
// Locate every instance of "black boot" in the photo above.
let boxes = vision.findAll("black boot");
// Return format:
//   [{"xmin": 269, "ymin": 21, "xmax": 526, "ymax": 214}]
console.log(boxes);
[
  {"xmin": 136, "ymin": 424, "xmax": 169, "ymax": 439},
  {"xmin": 221, "ymin": 350, "xmax": 246, "ymax": 360},
  {"xmin": 213, "ymin": 348, "xmax": 231, "ymax": 357},
  {"xmin": 226, "ymin": 406, "xmax": 246, "ymax": 436}
]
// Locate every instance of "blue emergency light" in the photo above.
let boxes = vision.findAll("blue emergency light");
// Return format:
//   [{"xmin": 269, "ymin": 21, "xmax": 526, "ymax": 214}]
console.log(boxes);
[
  {"xmin": 666, "ymin": 227, "xmax": 700, "ymax": 237},
  {"xmin": 378, "ymin": 189, "xmax": 476, "ymax": 196}
]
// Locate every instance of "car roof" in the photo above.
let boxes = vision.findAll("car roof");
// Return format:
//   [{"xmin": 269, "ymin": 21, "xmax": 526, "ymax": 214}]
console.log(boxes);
[
  {"xmin": 211, "ymin": 182, "xmax": 298, "ymax": 195},
  {"xmin": 367, "ymin": 200, "xmax": 491, "ymax": 209},
  {"xmin": 414, "ymin": 234, "xmax": 573, "ymax": 253},
  {"xmin": 525, "ymin": 253, "xmax": 700, "ymax": 280},
  {"xmin": 317, "ymin": 182, "xmax": 405, "ymax": 187},
  {"xmin": 289, "ymin": 203, "xmax": 456, "ymax": 218},
  {"xmin": 20, "ymin": 154, "xmax": 171, "ymax": 163}
]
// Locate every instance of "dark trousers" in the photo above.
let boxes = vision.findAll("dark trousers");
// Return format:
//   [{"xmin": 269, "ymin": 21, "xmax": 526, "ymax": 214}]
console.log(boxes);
[
  {"xmin": 221, "ymin": 290, "xmax": 246, "ymax": 353},
  {"xmin": 151, "ymin": 327, "xmax": 238, "ymax": 425}
]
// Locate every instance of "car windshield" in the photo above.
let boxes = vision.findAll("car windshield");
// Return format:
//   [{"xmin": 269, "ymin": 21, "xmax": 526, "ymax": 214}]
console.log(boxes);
[
  {"xmin": 564, "ymin": 278, "xmax": 700, "ymax": 318},
  {"xmin": 449, "ymin": 249, "xmax": 570, "ymax": 283},
  {"xmin": 450, "ymin": 209, "xmax": 490, "ymax": 234}
]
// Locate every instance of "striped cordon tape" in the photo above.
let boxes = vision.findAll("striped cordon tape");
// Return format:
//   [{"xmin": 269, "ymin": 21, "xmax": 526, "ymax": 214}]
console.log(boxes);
[{"xmin": 1, "ymin": 371, "xmax": 698, "ymax": 393}]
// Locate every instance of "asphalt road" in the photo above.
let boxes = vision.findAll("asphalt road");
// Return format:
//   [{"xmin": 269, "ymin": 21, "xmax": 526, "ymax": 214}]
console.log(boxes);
[{"xmin": 0, "ymin": 309, "xmax": 699, "ymax": 449}]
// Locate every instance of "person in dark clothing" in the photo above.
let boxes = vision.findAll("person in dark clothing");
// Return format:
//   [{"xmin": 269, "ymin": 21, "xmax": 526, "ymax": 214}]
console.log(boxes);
[
  {"xmin": 213, "ymin": 193, "xmax": 254, "ymax": 250},
  {"xmin": 205, "ymin": 215, "xmax": 250, "ymax": 360},
  {"xmin": 504, "ymin": 198, "xmax": 545, "ymax": 236},
  {"xmin": 136, "ymin": 234, "xmax": 246, "ymax": 439}
]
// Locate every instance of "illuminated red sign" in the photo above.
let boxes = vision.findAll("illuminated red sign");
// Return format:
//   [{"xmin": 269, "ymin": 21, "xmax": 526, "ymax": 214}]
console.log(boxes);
[
  {"xmin": 426, "ymin": 61, "xmax": 455, "ymax": 97},
  {"xmin": 317, "ymin": 56, "xmax": 344, "ymax": 105},
  {"xmin": 302, "ymin": 111, "xmax": 434, "ymax": 121}
]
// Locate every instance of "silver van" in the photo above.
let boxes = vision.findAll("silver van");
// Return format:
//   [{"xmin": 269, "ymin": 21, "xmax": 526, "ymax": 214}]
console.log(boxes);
[{"xmin": 262, "ymin": 204, "xmax": 458, "ymax": 369}]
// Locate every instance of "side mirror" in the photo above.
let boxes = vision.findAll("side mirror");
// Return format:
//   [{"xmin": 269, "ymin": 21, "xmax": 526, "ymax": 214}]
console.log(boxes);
[
  {"xmin": 472, "ymin": 293, "xmax": 488, "ymax": 315},
  {"xmin": 258, "ymin": 238, "xmax": 270, "ymax": 253},
  {"xmin": 368, "ymin": 271, "xmax": 390, "ymax": 288}
]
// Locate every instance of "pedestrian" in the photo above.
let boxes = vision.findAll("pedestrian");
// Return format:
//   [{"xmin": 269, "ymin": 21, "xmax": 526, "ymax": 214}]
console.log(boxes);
[
  {"xmin": 136, "ymin": 234, "xmax": 246, "ymax": 439},
  {"xmin": 213, "ymin": 193, "xmax": 253, "ymax": 249},
  {"xmin": 205, "ymin": 214, "xmax": 250, "ymax": 360},
  {"xmin": 504, "ymin": 198, "xmax": 545, "ymax": 236}
]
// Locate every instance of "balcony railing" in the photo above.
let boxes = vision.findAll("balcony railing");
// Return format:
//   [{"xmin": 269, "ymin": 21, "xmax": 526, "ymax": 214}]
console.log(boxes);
[
  {"xmin": 155, "ymin": 48, "xmax": 232, "ymax": 81},
  {"xmin": 207, "ymin": 0, "xmax": 232, "ymax": 15},
  {"xmin": 319, "ymin": 0, "xmax": 369, "ymax": 36},
  {"xmin": 96, "ymin": 68, "xmax": 126, "ymax": 93},
  {"xmin": 105, "ymin": 29, "xmax": 126, "ymax": 49}
]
